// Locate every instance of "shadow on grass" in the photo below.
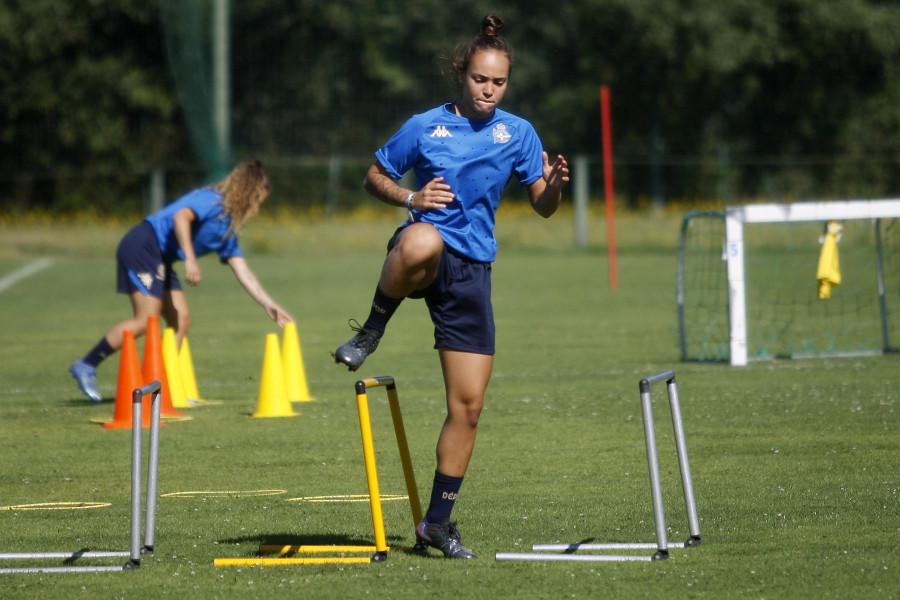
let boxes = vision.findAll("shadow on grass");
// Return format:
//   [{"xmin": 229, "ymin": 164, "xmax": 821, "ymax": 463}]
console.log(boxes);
[
  {"xmin": 563, "ymin": 538, "xmax": 597, "ymax": 554},
  {"xmin": 218, "ymin": 532, "xmax": 412, "ymax": 548},
  {"xmin": 214, "ymin": 532, "xmax": 457, "ymax": 560},
  {"xmin": 63, "ymin": 397, "xmax": 112, "ymax": 405}
]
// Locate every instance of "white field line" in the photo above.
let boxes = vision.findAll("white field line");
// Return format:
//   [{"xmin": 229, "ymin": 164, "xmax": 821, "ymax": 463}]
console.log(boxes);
[{"xmin": 0, "ymin": 257, "xmax": 53, "ymax": 293}]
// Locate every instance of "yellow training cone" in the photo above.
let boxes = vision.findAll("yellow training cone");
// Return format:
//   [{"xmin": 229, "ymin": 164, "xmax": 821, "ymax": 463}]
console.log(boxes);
[
  {"xmin": 253, "ymin": 333, "xmax": 297, "ymax": 418},
  {"xmin": 179, "ymin": 336, "xmax": 202, "ymax": 403},
  {"xmin": 282, "ymin": 321, "xmax": 315, "ymax": 402},
  {"xmin": 162, "ymin": 327, "xmax": 191, "ymax": 409},
  {"xmin": 817, "ymin": 221, "xmax": 842, "ymax": 299}
]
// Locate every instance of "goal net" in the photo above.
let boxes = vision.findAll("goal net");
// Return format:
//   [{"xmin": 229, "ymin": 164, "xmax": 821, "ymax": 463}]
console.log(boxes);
[{"xmin": 678, "ymin": 200, "xmax": 900, "ymax": 365}]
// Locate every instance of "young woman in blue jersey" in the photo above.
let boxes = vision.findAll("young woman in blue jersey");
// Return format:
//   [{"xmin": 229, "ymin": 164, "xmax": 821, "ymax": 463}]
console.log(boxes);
[
  {"xmin": 333, "ymin": 15, "xmax": 569, "ymax": 558},
  {"xmin": 70, "ymin": 159, "xmax": 293, "ymax": 402}
]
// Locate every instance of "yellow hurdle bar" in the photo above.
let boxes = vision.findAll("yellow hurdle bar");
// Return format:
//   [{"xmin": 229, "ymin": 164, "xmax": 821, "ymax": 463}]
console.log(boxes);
[
  {"xmin": 356, "ymin": 382, "xmax": 388, "ymax": 558},
  {"xmin": 384, "ymin": 382, "xmax": 424, "ymax": 527},
  {"xmin": 258, "ymin": 544, "xmax": 412, "ymax": 555},
  {"xmin": 259, "ymin": 544, "xmax": 379, "ymax": 554},
  {"xmin": 214, "ymin": 557, "xmax": 374, "ymax": 567}
]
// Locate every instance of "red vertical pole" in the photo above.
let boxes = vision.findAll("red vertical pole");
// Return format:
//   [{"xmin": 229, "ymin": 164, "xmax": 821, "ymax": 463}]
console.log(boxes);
[{"xmin": 601, "ymin": 86, "xmax": 618, "ymax": 290}]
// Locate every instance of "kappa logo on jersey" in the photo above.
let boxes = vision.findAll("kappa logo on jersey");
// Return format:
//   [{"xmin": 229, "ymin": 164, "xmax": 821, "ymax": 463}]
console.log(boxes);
[
  {"xmin": 430, "ymin": 125, "xmax": 453, "ymax": 138},
  {"xmin": 492, "ymin": 123, "xmax": 512, "ymax": 144}
]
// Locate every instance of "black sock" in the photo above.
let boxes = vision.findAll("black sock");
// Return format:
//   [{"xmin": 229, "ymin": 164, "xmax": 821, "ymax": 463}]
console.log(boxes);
[
  {"xmin": 424, "ymin": 470, "xmax": 463, "ymax": 524},
  {"xmin": 84, "ymin": 337, "xmax": 115, "ymax": 368},
  {"xmin": 362, "ymin": 287, "xmax": 403, "ymax": 333}
]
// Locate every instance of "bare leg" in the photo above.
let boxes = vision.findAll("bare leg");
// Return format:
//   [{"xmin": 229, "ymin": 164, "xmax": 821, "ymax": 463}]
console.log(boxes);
[
  {"xmin": 162, "ymin": 289, "xmax": 191, "ymax": 349},
  {"xmin": 71, "ymin": 290, "xmax": 163, "ymax": 402},
  {"xmin": 334, "ymin": 223, "xmax": 445, "ymax": 370},
  {"xmin": 378, "ymin": 222, "xmax": 444, "ymax": 296},
  {"xmin": 414, "ymin": 349, "xmax": 491, "ymax": 558},
  {"xmin": 103, "ymin": 291, "xmax": 163, "ymax": 351},
  {"xmin": 435, "ymin": 349, "xmax": 493, "ymax": 477}
]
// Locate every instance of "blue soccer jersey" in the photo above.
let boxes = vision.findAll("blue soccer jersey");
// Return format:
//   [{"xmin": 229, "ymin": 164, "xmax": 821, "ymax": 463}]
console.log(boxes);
[
  {"xmin": 144, "ymin": 187, "xmax": 243, "ymax": 264},
  {"xmin": 375, "ymin": 103, "xmax": 544, "ymax": 262}
]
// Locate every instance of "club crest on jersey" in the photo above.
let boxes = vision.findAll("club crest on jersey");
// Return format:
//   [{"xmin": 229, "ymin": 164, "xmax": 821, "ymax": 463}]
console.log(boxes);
[
  {"xmin": 430, "ymin": 125, "xmax": 453, "ymax": 138},
  {"xmin": 137, "ymin": 272, "xmax": 155, "ymax": 289},
  {"xmin": 492, "ymin": 123, "xmax": 512, "ymax": 144}
]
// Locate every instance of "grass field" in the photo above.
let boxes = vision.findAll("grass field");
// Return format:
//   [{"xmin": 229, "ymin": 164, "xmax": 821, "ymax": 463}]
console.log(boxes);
[{"xmin": 1, "ymin": 207, "xmax": 897, "ymax": 599}]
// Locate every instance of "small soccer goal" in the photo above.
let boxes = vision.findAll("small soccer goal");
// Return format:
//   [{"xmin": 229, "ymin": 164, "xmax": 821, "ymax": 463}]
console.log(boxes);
[{"xmin": 678, "ymin": 199, "xmax": 900, "ymax": 365}]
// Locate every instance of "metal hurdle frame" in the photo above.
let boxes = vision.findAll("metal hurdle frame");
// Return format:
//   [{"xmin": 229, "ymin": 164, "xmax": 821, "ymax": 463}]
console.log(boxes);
[
  {"xmin": 0, "ymin": 381, "xmax": 163, "ymax": 574},
  {"xmin": 496, "ymin": 370, "xmax": 701, "ymax": 563},
  {"xmin": 214, "ymin": 376, "xmax": 423, "ymax": 567}
]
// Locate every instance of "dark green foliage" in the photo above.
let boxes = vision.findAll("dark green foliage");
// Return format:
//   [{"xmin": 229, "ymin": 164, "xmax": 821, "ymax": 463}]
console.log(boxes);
[{"xmin": 2, "ymin": 1, "xmax": 900, "ymax": 212}]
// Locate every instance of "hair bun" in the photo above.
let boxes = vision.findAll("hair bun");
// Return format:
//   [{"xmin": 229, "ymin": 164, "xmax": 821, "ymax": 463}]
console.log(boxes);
[{"xmin": 481, "ymin": 15, "xmax": 504, "ymax": 37}]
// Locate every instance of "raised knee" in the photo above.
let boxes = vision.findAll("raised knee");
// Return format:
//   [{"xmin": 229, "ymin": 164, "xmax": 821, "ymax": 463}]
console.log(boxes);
[{"xmin": 397, "ymin": 225, "xmax": 443, "ymax": 262}]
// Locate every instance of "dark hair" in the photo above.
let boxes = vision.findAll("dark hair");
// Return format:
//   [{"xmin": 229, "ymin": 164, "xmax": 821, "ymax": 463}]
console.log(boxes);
[{"xmin": 451, "ymin": 15, "xmax": 513, "ymax": 77}]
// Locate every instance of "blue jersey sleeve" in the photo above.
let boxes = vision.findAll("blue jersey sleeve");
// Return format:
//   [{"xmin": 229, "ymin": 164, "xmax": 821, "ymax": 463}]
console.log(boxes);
[
  {"xmin": 215, "ymin": 234, "xmax": 242, "ymax": 263},
  {"xmin": 375, "ymin": 113, "xmax": 428, "ymax": 179},
  {"xmin": 515, "ymin": 122, "xmax": 545, "ymax": 186}
]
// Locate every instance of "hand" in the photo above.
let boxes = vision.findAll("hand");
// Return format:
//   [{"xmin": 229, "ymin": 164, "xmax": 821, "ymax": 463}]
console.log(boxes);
[
  {"xmin": 542, "ymin": 152, "xmax": 570, "ymax": 191},
  {"xmin": 267, "ymin": 303, "xmax": 294, "ymax": 328},
  {"xmin": 410, "ymin": 177, "xmax": 455, "ymax": 211},
  {"xmin": 184, "ymin": 258, "xmax": 201, "ymax": 286}
]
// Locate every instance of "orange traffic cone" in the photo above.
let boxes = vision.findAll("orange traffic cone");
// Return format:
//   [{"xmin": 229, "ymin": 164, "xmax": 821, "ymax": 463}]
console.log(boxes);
[
  {"xmin": 143, "ymin": 315, "xmax": 183, "ymax": 417},
  {"xmin": 103, "ymin": 330, "xmax": 154, "ymax": 429},
  {"xmin": 252, "ymin": 333, "xmax": 297, "ymax": 417}
]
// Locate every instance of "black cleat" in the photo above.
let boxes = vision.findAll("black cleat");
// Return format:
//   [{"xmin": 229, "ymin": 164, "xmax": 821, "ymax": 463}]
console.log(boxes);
[
  {"xmin": 333, "ymin": 319, "xmax": 382, "ymax": 371},
  {"xmin": 415, "ymin": 519, "xmax": 476, "ymax": 559}
]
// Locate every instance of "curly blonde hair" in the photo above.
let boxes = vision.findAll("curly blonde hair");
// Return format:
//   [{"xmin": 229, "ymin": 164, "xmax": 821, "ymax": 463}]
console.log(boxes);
[{"xmin": 215, "ymin": 159, "xmax": 269, "ymax": 235}]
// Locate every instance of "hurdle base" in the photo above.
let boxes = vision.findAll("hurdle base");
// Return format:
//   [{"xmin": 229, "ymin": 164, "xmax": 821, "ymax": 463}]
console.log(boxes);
[
  {"xmin": 495, "ymin": 552, "xmax": 654, "ymax": 563},
  {"xmin": 214, "ymin": 556, "xmax": 376, "ymax": 567},
  {"xmin": 0, "ymin": 565, "xmax": 130, "ymax": 574},
  {"xmin": 141, "ymin": 545, "xmax": 154, "ymax": 555},
  {"xmin": 213, "ymin": 544, "xmax": 409, "ymax": 567},
  {"xmin": 123, "ymin": 559, "xmax": 141, "ymax": 570},
  {"xmin": 499, "ymin": 535, "xmax": 702, "ymax": 563}
]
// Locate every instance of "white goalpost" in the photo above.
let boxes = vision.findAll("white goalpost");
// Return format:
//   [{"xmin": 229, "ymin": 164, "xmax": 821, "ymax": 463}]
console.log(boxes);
[{"xmin": 678, "ymin": 199, "xmax": 900, "ymax": 366}]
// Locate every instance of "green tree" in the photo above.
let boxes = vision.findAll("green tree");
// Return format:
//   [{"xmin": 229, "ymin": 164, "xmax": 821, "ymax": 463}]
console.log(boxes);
[
  {"xmin": 0, "ymin": 0, "xmax": 181, "ymax": 213},
  {"xmin": 2, "ymin": 0, "xmax": 900, "ymax": 212}
]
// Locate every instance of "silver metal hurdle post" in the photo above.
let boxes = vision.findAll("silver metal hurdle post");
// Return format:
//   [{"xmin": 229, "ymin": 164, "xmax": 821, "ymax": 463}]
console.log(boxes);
[
  {"xmin": 496, "ymin": 370, "xmax": 701, "ymax": 563},
  {"xmin": 638, "ymin": 370, "xmax": 701, "ymax": 559},
  {"xmin": 126, "ymin": 380, "xmax": 163, "ymax": 568},
  {"xmin": 0, "ymin": 380, "xmax": 162, "ymax": 574}
]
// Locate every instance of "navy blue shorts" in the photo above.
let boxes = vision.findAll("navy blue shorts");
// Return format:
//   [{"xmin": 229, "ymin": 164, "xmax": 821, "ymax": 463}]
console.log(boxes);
[
  {"xmin": 388, "ymin": 227, "xmax": 494, "ymax": 354},
  {"xmin": 116, "ymin": 222, "xmax": 181, "ymax": 298}
]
